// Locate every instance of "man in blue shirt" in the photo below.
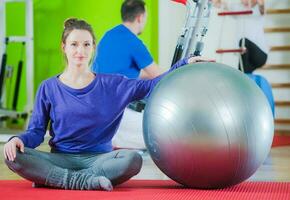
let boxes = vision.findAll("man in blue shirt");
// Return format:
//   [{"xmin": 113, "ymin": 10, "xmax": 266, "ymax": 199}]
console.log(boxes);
[
  {"xmin": 92, "ymin": 0, "xmax": 163, "ymax": 79},
  {"xmin": 91, "ymin": 0, "xmax": 165, "ymax": 150}
]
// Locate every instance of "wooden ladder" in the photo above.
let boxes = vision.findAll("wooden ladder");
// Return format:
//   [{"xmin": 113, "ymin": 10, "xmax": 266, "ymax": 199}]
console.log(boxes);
[{"xmin": 262, "ymin": 8, "xmax": 290, "ymax": 134}]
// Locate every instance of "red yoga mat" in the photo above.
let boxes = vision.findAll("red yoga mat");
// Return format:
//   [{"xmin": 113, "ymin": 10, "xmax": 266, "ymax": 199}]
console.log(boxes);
[{"xmin": 1, "ymin": 179, "xmax": 290, "ymax": 200}]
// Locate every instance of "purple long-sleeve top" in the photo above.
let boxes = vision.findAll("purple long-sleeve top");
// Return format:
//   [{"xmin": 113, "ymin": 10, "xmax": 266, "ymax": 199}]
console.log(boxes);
[{"xmin": 18, "ymin": 59, "xmax": 188, "ymax": 153}]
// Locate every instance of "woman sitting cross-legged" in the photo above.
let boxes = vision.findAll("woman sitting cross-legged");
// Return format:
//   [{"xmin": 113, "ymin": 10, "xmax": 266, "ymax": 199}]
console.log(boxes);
[{"xmin": 3, "ymin": 18, "xmax": 211, "ymax": 191}]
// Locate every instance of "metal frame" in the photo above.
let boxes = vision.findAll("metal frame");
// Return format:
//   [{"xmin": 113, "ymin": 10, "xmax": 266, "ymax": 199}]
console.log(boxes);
[
  {"xmin": 0, "ymin": 0, "xmax": 34, "ymax": 113},
  {"xmin": 171, "ymin": 0, "xmax": 212, "ymax": 65}
]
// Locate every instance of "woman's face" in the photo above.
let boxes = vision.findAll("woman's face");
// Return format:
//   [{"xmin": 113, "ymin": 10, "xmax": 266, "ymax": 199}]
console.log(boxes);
[{"xmin": 62, "ymin": 29, "xmax": 95, "ymax": 67}]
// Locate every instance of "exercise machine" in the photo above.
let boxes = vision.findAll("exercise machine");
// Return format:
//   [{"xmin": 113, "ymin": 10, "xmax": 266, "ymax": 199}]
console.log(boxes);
[
  {"xmin": 171, "ymin": 0, "xmax": 213, "ymax": 65},
  {"xmin": 0, "ymin": 0, "xmax": 34, "ymax": 123}
]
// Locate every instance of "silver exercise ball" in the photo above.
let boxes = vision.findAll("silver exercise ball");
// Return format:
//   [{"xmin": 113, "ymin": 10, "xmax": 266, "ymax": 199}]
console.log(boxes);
[{"xmin": 143, "ymin": 62, "xmax": 274, "ymax": 189}]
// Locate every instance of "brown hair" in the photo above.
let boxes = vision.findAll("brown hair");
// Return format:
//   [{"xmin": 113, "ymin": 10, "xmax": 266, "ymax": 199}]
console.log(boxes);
[
  {"xmin": 62, "ymin": 18, "xmax": 96, "ymax": 46},
  {"xmin": 121, "ymin": 0, "xmax": 145, "ymax": 22}
]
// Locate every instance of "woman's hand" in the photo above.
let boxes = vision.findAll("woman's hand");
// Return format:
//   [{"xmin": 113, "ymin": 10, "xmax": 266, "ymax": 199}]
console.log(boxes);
[
  {"xmin": 187, "ymin": 56, "xmax": 216, "ymax": 64},
  {"xmin": 3, "ymin": 137, "xmax": 24, "ymax": 161}
]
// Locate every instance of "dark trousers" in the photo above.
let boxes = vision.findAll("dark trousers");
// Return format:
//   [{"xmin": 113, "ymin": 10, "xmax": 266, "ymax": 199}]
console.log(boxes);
[
  {"xmin": 239, "ymin": 38, "xmax": 268, "ymax": 73},
  {"xmin": 5, "ymin": 147, "xmax": 142, "ymax": 190}
]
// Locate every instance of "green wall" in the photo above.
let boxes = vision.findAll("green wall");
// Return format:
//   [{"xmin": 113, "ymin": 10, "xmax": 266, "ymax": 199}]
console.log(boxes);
[{"xmin": 6, "ymin": 0, "xmax": 158, "ymax": 111}]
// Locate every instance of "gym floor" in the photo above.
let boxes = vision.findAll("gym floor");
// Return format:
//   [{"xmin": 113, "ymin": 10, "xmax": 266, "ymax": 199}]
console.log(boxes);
[{"xmin": 1, "ymin": 139, "xmax": 290, "ymax": 183}]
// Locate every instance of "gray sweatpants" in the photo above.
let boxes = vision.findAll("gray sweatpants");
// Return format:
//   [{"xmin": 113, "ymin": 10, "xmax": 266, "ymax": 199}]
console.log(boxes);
[{"xmin": 5, "ymin": 147, "xmax": 142, "ymax": 190}]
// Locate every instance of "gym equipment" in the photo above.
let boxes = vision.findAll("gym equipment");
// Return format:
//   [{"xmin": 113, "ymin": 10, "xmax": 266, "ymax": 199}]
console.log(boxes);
[
  {"xmin": 143, "ymin": 62, "xmax": 274, "ymax": 189},
  {"xmin": 171, "ymin": 0, "xmax": 212, "ymax": 65},
  {"xmin": 215, "ymin": 5, "xmax": 253, "ymax": 69},
  {"xmin": 0, "ymin": 38, "xmax": 28, "ymax": 122},
  {"xmin": 12, "ymin": 42, "xmax": 25, "ymax": 111},
  {"xmin": 218, "ymin": 10, "xmax": 253, "ymax": 16},
  {"xmin": 0, "ymin": 0, "xmax": 33, "ymax": 123},
  {"xmin": 0, "ymin": 37, "xmax": 8, "ymax": 105},
  {"xmin": 215, "ymin": 2, "xmax": 275, "ymax": 117}
]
